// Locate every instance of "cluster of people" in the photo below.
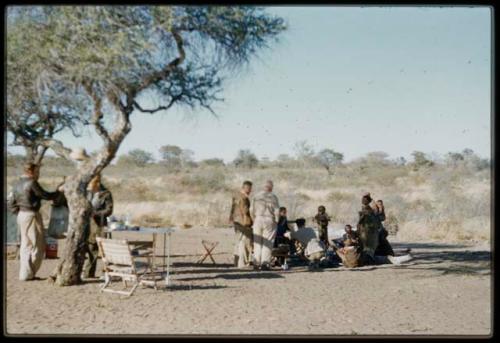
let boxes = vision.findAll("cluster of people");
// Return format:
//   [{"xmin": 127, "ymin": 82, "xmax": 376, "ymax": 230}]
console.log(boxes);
[
  {"xmin": 229, "ymin": 180, "xmax": 410, "ymax": 270},
  {"xmin": 7, "ymin": 161, "xmax": 114, "ymax": 281},
  {"xmin": 8, "ymin": 160, "xmax": 409, "ymax": 282}
]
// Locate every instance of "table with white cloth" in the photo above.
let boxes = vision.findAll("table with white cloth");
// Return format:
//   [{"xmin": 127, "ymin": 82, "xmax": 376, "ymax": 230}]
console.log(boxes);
[{"xmin": 104, "ymin": 226, "xmax": 176, "ymax": 286}]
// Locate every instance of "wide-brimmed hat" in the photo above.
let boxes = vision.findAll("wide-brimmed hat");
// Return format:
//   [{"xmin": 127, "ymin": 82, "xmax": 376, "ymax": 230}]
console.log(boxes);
[{"xmin": 69, "ymin": 147, "xmax": 90, "ymax": 161}]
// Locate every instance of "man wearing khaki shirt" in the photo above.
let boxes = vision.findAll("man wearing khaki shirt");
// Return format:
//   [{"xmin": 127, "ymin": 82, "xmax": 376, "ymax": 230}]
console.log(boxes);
[
  {"xmin": 229, "ymin": 180, "xmax": 254, "ymax": 269},
  {"xmin": 251, "ymin": 180, "xmax": 280, "ymax": 270}
]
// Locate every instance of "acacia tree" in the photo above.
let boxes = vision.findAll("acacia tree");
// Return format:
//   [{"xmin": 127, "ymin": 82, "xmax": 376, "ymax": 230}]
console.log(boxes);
[
  {"xmin": 7, "ymin": 6, "xmax": 285, "ymax": 286},
  {"xmin": 233, "ymin": 149, "xmax": 259, "ymax": 168},
  {"xmin": 118, "ymin": 149, "xmax": 155, "ymax": 167},
  {"xmin": 316, "ymin": 149, "xmax": 343, "ymax": 175},
  {"xmin": 6, "ymin": 11, "xmax": 86, "ymax": 166}
]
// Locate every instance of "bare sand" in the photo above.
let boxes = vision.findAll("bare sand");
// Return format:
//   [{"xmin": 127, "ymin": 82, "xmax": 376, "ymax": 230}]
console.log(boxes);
[{"xmin": 5, "ymin": 227, "xmax": 491, "ymax": 336}]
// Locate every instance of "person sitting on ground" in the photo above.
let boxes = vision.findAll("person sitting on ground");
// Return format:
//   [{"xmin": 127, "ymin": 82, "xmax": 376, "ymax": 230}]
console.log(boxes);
[
  {"xmin": 314, "ymin": 205, "xmax": 331, "ymax": 248},
  {"xmin": 274, "ymin": 207, "xmax": 290, "ymax": 247},
  {"xmin": 332, "ymin": 224, "xmax": 358, "ymax": 248},
  {"xmin": 333, "ymin": 215, "xmax": 413, "ymax": 268},
  {"xmin": 272, "ymin": 207, "xmax": 296, "ymax": 266},
  {"xmin": 285, "ymin": 218, "xmax": 325, "ymax": 269}
]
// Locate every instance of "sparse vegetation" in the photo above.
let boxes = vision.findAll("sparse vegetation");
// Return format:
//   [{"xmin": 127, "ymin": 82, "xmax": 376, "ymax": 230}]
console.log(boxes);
[{"xmin": 6, "ymin": 148, "xmax": 490, "ymax": 244}]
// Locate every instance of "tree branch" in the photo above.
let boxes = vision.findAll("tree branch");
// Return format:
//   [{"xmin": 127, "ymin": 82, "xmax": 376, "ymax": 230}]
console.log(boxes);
[
  {"xmin": 41, "ymin": 138, "xmax": 72, "ymax": 160},
  {"xmin": 132, "ymin": 96, "xmax": 179, "ymax": 114},
  {"xmin": 131, "ymin": 30, "xmax": 186, "ymax": 98},
  {"xmin": 83, "ymin": 83, "xmax": 111, "ymax": 145}
]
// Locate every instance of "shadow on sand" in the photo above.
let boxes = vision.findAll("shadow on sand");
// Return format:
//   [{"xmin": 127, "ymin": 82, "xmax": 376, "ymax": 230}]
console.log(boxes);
[
  {"xmin": 175, "ymin": 271, "xmax": 284, "ymax": 282},
  {"xmin": 388, "ymin": 242, "xmax": 491, "ymax": 277}
]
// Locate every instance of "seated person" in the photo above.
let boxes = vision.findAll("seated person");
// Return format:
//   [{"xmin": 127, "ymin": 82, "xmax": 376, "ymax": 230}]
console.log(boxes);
[
  {"xmin": 333, "ymin": 231, "xmax": 413, "ymax": 268},
  {"xmin": 273, "ymin": 207, "xmax": 293, "ymax": 266},
  {"xmin": 285, "ymin": 218, "xmax": 325, "ymax": 268},
  {"xmin": 332, "ymin": 224, "xmax": 359, "ymax": 248},
  {"xmin": 275, "ymin": 207, "xmax": 290, "ymax": 247}
]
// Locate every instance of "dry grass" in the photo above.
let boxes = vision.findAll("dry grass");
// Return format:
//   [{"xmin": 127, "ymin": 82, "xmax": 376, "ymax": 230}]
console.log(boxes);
[{"xmin": 6, "ymin": 161, "xmax": 491, "ymax": 244}]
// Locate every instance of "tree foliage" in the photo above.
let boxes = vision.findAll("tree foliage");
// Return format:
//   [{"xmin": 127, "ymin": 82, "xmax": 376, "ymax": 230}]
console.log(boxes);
[
  {"xmin": 411, "ymin": 151, "xmax": 434, "ymax": 170},
  {"xmin": 118, "ymin": 149, "xmax": 155, "ymax": 167},
  {"xmin": 233, "ymin": 149, "xmax": 259, "ymax": 168},
  {"xmin": 316, "ymin": 149, "xmax": 343, "ymax": 175}
]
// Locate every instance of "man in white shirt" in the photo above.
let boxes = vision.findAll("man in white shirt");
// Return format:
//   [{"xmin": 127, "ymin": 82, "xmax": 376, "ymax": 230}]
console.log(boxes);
[
  {"xmin": 285, "ymin": 218, "xmax": 325, "ymax": 268},
  {"xmin": 251, "ymin": 180, "xmax": 280, "ymax": 270}
]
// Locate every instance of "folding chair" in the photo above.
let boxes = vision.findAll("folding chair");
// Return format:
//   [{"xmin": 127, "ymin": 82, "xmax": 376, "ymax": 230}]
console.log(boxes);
[
  {"xmin": 96, "ymin": 237, "xmax": 162, "ymax": 297},
  {"xmin": 196, "ymin": 240, "xmax": 218, "ymax": 264}
]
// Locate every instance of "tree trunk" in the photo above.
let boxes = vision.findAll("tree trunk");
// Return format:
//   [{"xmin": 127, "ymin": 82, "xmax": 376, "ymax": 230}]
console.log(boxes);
[{"xmin": 50, "ymin": 174, "xmax": 93, "ymax": 286}]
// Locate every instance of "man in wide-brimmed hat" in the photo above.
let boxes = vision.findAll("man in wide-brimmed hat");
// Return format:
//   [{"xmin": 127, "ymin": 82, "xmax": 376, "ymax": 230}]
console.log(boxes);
[{"xmin": 69, "ymin": 147, "xmax": 90, "ymax": 163}]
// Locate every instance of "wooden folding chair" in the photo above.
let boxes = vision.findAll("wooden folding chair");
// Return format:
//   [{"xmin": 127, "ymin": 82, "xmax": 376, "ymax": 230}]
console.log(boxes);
[
  {"xmin": 196, "ymin": 240, "xmax": 218, "ymax": 264},
  {"xmin": 96, "ymin": 237, "xmax": 162, "ymax": 297}
]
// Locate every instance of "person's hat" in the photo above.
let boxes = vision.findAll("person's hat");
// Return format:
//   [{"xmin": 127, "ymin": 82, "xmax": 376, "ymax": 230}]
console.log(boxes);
[{"xmin": 69, "ymin": 147, "xmax": 89, "ymax": 161}]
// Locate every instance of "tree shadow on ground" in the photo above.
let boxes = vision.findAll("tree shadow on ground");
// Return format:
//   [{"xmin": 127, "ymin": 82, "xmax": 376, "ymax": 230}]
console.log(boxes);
[
  {"xmin": 175, "ymin": 271, "xmax": 284, "ymax": 282},
  {"xmin": 391, "ymin": 242, "xmax": 471, "ymax": 250},
  {"xmin": 171, "ymin": 262, "xmax": 249, "ymax": 275},
  {"xmin": 173, "ymin": 262, "xmax": 235, "ymax": 268},
  {"xmin": 165, "ymin": 284, "xmax": 229, "ymax": 291}
]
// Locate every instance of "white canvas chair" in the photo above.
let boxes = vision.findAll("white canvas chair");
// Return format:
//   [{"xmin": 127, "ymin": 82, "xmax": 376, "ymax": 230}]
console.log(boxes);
[{"xmin": 96, "ymin": 237, "xmax": 161, "ymax": 297}]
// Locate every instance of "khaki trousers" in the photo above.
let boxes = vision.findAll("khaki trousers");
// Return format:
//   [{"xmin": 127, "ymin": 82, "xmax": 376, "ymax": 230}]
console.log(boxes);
[
  {"xmin": 252, "ymin": 217, "xmax": 277, "ymax": 266},
  {"xmin": 234, "ymin": 223, "xmax": 253, "ymax": 268},
  {"xmin": 17, "ymin": 211, "xmax": 45, "ymax": 281}
]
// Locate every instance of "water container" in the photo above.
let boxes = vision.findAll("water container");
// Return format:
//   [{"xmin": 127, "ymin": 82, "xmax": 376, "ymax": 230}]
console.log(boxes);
[{"xmin": 45, "ymin": 232, "xmax": 58, "ymax": 259}]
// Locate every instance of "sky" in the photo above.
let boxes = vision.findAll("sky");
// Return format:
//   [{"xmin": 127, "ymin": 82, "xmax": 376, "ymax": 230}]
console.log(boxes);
[{"xmin": 7, "ymin": 6, "xmax": 492, "ymax": 163}]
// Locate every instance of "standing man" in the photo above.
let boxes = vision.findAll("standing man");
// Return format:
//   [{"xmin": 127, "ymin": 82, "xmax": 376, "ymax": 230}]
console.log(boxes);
[
  {"xmin": 229, "ymin": 180, "xmax": 254, "ymax": 269},
  {"xmin": 251, "ymin": 180, "xmax": 280, "ymax": 270},
  {"xmin": 82, "ymin": 173, "xmax": 113, "ymax": 279},
  {"xmin": 7, "ymin": 163, "xmax": 62, "ymax": 281}
]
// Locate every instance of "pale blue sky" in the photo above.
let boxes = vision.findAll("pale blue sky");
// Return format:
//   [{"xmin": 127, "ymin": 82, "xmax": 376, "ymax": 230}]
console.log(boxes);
[{"xmin": 8, "ymin": 6, "xmax": 492, "ymax": 162}]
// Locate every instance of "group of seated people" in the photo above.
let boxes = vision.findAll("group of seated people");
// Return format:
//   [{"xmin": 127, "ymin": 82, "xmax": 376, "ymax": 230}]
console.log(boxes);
[{"xmin": 271, "ymin": 193, "xmax": 412, "ymax": 269}]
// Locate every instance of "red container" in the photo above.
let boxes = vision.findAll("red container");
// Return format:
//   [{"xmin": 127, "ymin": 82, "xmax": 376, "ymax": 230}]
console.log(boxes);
[{"xmin": 45, "ymin": 235, "xmax": 58, "ymax": 259}]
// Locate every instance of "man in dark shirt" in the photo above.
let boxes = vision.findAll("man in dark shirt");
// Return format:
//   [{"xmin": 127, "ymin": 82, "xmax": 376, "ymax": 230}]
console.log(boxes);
[
  {"xmin": 82, "ymin": 173, "xmax": 114, "ymax": 279},
  {"xmin": 7, "ymin": 163, "xmax": 61, "ymax": 280},
  {"xmin": 273, "ymin": 207, "xmax": 295, "ymax": 266},
  {"xmin": 314, "ymin": 205, "xmax": 331, "ymax": 248}
]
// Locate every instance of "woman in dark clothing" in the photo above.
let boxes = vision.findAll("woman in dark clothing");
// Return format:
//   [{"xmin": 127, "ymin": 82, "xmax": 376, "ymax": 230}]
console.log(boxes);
[{"xmin": 374, "ymin": 200, "xmax": 394, "ymax": 256}]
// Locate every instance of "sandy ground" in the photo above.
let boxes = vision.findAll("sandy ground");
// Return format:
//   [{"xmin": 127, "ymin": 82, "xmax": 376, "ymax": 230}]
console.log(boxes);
[{"xmin": 5, "ymin": 227, "xmax": 492, "ymax": 336}]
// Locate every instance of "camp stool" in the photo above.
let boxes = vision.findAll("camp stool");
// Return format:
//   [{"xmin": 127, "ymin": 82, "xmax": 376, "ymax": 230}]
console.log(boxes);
[{"xmin": 196, "ymin": 240, "xmax": 219, "ymax": 264}]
